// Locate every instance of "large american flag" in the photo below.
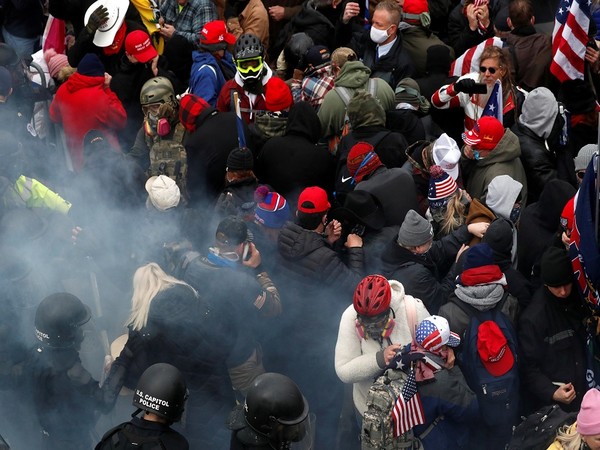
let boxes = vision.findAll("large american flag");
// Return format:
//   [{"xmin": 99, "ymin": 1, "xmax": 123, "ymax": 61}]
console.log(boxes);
[
  {"xmin": 391, "ymin": 368, "xmax": 425, "ymax": 437},
  {"xmin": 550, "ymin": 0, "xmax": 592, "ymax": 82},
  {"xmin": 450, "ymin": 37, "xmax": 504, "ymax": 77}
]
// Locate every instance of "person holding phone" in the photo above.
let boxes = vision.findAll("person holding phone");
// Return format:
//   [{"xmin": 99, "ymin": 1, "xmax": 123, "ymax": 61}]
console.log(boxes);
[{"xmin": 432, "ymin": 45, "xmax": 524, "ymax": 130}]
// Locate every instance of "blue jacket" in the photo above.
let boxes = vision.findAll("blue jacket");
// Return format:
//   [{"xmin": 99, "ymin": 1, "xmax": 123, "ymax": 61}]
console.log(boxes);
[
  {"xmin": 189, "ymin": 50, "xmax": 235, "ymax": 107},
  {"xmin": 414, "ymin": 365, "xmax": 479, "ymax": 449}
]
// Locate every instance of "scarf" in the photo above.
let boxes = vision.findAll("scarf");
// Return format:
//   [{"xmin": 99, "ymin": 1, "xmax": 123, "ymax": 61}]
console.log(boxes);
[{"xmin": 454, "ymin": 283, "xmax": 505, "ymax": 311}]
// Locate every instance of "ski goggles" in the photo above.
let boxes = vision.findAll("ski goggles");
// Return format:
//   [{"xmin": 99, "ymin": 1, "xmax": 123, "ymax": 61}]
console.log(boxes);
[{"xmin": 236, "ymin": 56, "xmax": 263, "ymax": 74}]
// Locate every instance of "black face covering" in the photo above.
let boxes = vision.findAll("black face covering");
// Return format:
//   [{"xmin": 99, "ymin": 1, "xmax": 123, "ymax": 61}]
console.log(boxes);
[{"xmin": 243, "ymin": 76, "xmax": 264, "ymax": 95}]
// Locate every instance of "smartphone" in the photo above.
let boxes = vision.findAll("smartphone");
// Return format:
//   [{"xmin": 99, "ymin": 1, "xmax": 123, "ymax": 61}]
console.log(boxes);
[
  {"xmin": 471, "ymin": 83, "xmax": 488, "ymax": 94},
  {"xmin": 242, "ymin": 242, "xmax": 251, "ymax": 261}
]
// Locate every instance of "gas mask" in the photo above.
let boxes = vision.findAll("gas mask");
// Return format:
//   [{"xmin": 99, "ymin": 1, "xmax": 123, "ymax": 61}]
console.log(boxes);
[{"xmin": 143, "ymin": 102, "xmax": 176, "ymax": 137}]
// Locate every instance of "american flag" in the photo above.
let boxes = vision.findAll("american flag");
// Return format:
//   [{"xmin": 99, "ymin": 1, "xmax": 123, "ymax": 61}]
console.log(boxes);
[
  {"xmin": 450, "ymin": 37, "xmax": 504, "ymax": 77},
  {"xmin": 481, "ymin": 80, "xmax": 503, "ymax": 124},
  {"xmin": 391, "ymin": 368, "xmax": 425, "ymax": 437},
  {"xmin": 550, "ymin": 0, "xmax": 591, "ymax": 82},
  {"xmin": 570, "ymin": 154, "xmax": 600, "ymax": 313}
]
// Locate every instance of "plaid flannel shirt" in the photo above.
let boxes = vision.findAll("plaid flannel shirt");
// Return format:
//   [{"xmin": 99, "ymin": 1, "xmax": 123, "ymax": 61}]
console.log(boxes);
[
  {"xmin": 300, "ymin": 65, "xmax": 335, "ymax": 111},
  {"xmin": 160, "ymin": 0, "xmax": 217, "ymax": 45}
]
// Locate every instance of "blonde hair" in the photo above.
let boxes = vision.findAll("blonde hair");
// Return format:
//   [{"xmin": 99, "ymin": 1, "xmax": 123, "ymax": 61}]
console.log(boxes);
[
  {"xmin": 478, "ymin": 45, "xmax": 515, "ymax": 99},
  {"xmin": 127, "ymin": 263, "xmax": 197, "ymax": 331},
  {"xmin": 553, "ymin": 423, "xmax": 583, "ymax": 450},
  {"xmin": 436, "ymin": 191, "xmax": 467, "ymax": 236}
]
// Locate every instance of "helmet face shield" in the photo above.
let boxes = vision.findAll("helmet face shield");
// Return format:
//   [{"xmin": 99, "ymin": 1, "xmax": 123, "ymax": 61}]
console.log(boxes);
[{"xmin": 235, "ymin": 56, "xmax": 264, "ymax": 81}]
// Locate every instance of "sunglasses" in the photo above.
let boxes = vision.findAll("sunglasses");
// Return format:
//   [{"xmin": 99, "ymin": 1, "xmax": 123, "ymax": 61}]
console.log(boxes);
[{"xmin": 479, "ymin": 66, "xmax": 498, "ymax": 74}]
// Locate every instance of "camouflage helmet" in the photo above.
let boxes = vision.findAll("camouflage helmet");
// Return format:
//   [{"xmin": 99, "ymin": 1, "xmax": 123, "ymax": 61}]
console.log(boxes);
[{"xmin": 140, "ymin": 76, "xmax": 176, "ymax": 107}]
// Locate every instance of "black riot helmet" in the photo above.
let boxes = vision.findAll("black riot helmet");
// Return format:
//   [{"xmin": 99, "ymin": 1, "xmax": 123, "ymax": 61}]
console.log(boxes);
[
  {"xmin": 34, "ymin": 293, "xmax": 91, "ymax": 348},
  {"xmin": 244, "ymin": 373, "xmax": 309, "ymax": 444},
  {"xmin": 133, "ymin": 363, "xmax": 188, "ymax": 423}
]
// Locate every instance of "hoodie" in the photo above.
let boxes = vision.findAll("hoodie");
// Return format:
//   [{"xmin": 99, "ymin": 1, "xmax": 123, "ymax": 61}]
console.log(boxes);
[
  {"xmin": 49, "ymin": 72, "xmax": 126, "ymax": 171},
  {"xmin": 189, "ymin": 50, "xmax": 235, "ymax": 107},
  {"xmin": 256, "ymin": 102, "xmax": 333, "ymax": 202},
  {"xmin": 318, "ymin": 61, "xmax": 395, "ymax": 138},
  {"xmin": 518, "ymin": 87, "xmax": 558, "ymax": 140},
  {"xmin": 517, "ymin": 179, "xmax": 576, "ymax": 281},
  {"xmin": 485, "ymin": 175, "xmax": 523, "ymax": 221}
]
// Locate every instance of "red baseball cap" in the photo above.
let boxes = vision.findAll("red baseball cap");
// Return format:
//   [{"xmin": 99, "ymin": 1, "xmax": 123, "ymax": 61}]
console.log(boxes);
[
  {"xmin": 560, "ymin": 196, "xmax": 575, "ymax": 233},
  {"xmin": 125, "ymin": 30, "xmax": 157, "ymax": 64},
  {"xmin": 477, "ymin": 320, "xmax": 515, "ymax": 376},
  {"xmin": 297, "ymin": 186, "xmax": 330, "ymax": 214},
  {"xmin": 199, "ymin": 20, "xmax": 236, "ymax": 47},
  {"xmin": 463, "ymin": 116, "xmax": 505, "ymax": 150}
]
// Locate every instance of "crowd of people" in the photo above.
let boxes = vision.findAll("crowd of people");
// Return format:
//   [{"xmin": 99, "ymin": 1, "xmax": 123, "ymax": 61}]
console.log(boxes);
[{"xmin": 1, "ymin": 0, "xmax": 600, "ymax": 447}]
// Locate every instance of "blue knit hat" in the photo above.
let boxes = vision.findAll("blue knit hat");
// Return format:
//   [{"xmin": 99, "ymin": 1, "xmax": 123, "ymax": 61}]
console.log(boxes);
[
  {"xmin": 77, "ymin": 53, "xmax": 105, "ymax": 77},
  {"xmin": 254, "ymin": 186, "xmax": 290, "ymax": 229},
  {"xmin": 463, "ymin": 243, "xmax": 494, "ymax": 270}
]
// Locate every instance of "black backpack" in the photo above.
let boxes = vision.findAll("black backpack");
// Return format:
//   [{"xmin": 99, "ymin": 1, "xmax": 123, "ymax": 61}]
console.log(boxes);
[
  {"xmin": 95, "ymin": 423, "xmax": 166, "ymax": 450},
  {"xmin": 507, "ymin": 404, "xmax": 577, "ymax": 450}
]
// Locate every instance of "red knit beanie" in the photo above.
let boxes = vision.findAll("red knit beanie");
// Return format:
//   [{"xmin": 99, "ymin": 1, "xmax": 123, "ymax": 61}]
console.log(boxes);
[{"xmin": 347, "ymin": 142, "xmax": 383, "ymax": 183}]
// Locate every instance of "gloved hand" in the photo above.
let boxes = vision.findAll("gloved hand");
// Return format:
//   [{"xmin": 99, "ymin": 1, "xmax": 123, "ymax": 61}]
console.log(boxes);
[
  {"xmin": 86, "ymin": 5, "xmax": 109, "ymax": 34},
  {"xmin": 453, "ymin": 78, "xmax": 477, "ymax": 94},
  {"xmin": 399, "ymin": 350, "xmax": 425, "ymax": 371}
]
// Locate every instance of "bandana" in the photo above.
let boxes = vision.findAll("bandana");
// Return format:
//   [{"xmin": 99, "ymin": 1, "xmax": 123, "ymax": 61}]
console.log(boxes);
[{"xmin": 103, "ymin": 22, "xmax": 127, "ymax": 56}]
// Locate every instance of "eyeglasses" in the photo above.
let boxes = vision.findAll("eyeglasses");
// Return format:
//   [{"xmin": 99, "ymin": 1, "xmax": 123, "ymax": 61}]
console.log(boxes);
[{"xmin": 479, "ymin": 66, "xmax": 498, "ymax": 74}]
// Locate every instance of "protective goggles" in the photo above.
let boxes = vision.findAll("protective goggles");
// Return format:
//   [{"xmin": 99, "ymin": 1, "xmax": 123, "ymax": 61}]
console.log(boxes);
[{"xmin": 236, "ymin": 56, "xmax": 263, "ymax": 74}]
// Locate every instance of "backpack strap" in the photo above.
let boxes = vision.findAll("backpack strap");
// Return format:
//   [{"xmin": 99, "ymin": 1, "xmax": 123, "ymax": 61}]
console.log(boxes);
[
  {"xmin": 404, "ymin": 295, "xmax": 418, "ymax": 340},
  {"xmin": 417, "ymin": 415, "xmax": 444, "ymax": 441},
  {"xmin": 368, "ymin": 77, "xmax": 378, "ymax": 97}
]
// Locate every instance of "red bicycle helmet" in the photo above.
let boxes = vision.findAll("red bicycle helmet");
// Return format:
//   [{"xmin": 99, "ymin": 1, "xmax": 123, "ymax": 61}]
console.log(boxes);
[{"xmin": 353, "ymin": 275, "xmax": 391, "ymax": 317}]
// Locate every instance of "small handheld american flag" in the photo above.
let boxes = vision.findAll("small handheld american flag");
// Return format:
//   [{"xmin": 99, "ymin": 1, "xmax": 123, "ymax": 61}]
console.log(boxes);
[{"xmin": 390, "ymin": 368, "xmax": 425, "ymax": 437}]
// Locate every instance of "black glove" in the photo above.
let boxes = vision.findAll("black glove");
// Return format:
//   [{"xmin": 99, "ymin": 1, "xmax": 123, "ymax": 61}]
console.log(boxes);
[
  {"xmin": 86, "ymin": 5, "xmax": 109, "ymax": 34},
  {"xmin": 453, "ymin": 78, "xmax": 477, "ymax": 94}
]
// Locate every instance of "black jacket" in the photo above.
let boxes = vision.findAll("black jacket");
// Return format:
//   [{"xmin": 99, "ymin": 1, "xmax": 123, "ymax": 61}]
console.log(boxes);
[
  {"xmin": 512, "ymin": 115, "xmax": 576, "ymax": 204},
  {"xmin": 95, "ymin": 417, "xmax": 189, "ymax": 450},
  {"xmin": 517, "ymin": 180, "xmax": 576, "ymax": 283},
  {"xmin": 381, "ymin": 225, "xmax": 472, "ymax": 314},
  {"xmin": 256, "ymin": 102, "xmax": 334, "ymax": 206},
  {"xmin": 184, "ymin": 108, "xmax": 249, "ymax": 204},
  {"xmin": 518, "ymin": 286, "xmax": 588, "ymax": 413}
]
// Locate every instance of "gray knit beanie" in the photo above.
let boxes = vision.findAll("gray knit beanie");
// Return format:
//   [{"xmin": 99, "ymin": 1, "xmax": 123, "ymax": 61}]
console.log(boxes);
[
  {"xmin": 574, "ymin": 144, "xmax": 597, "ymax": 172},
  {"xmin": 397, "ymin": 210, "xmax": 433, "ymax": 246}
]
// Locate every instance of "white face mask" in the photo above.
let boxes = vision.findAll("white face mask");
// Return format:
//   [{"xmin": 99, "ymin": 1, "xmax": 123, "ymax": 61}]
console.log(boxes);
[{"xmin": 370, "ymin": 25, "xmax": 391, "ymax": 44}]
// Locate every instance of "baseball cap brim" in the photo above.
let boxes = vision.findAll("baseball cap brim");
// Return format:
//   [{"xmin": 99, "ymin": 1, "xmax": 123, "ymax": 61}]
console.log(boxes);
[
  {"xmin": 462, "ymin": 130, "xmax": 480, "ymax": 148},
  {"xmin": 134, "ymin": 45, "xmax": 158, "ymax": 63},
  {"xmin": 481, "ymin": 344, "xmax": 514, "ymax": 377},
  {"xmin": 447, "ymin": 331, "xmax": 461, "ymax": 348}
]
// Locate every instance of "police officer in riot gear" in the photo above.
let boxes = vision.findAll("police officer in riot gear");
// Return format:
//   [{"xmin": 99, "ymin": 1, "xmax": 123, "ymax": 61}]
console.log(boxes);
[
  {"xmin": 228, "ymin": 372, "xmax": 312, "ymax": 450},
  {"xmin": 95, "ymin": 363, "xmax": 189, "ymax": 449},
  {"xmin": 27, "ymin": 293, "xmax": 136, "ymax": 450}
]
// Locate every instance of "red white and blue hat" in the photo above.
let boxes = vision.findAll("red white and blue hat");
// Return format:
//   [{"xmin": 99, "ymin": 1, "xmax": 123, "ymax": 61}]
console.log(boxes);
[
  {"xmin": 428, "ymin": 165, "xmax": 458, "ymax": 209},
  {"xmin": 416, "ymin": 315, "xmax": 461, "ymax": 351}
]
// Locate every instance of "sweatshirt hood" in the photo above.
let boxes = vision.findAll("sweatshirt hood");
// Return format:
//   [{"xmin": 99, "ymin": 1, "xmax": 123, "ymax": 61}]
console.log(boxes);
[
  {"xmin": 530, "ymin": 178, "xmax": 576, "ymax": 226},
  {"xmin": 485, "ymin": 175, "xmax": 523, "ymax": 220},
  {"xmin": 519, "ymin": 87, "xmax": 558, "ymax": 139},
  {"xmin": 335, "ymin": 61, "xmax": 371, "ymax": 89},
  {"xmin": 286, "ymin": 101, "xmax": 322, "ymax": 142},
  {"xmin": 65, "ymin": 72, "xmax": 105, "ymax": 93}
]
